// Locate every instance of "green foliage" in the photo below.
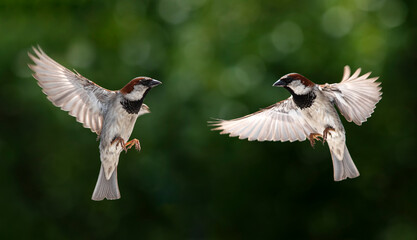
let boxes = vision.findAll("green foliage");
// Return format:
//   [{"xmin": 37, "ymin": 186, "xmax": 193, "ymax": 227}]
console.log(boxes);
[{"xmin": 1, "ymin": 0, "xmax": 416, "ymax": 238}]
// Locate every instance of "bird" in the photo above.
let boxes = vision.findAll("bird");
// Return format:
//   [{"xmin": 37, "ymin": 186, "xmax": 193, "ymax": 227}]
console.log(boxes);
[
  {"xmin": 28, "ymin": 46, "xmax": 162, "ymax": 200},
  {"xmin": 211, "ymin": 66, "xmax": 382, "ymax": 181}
]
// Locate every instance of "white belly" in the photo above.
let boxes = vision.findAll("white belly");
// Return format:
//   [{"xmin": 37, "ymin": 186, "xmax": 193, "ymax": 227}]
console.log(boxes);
[
  {"xmin": 99, "ymin": 100, "xmax": 139, "ymax": 176},
  {"xmin": 101, "ymin": 103, "xmax": 138, "ymax": 148},
  {"xmin": 302, "ymin": 93, "xmax": 344, "ymax": 134},
  {"xmin": 302, "ymin": 92, "xmax": 346, "ymax": 159}
]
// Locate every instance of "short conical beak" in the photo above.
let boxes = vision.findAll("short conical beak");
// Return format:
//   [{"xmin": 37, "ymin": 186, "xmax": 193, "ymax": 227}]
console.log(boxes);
[
  {"xmin": 273, "ymin": 79, "xmax": 286, "ymax": 87},
  {"xmin": 149, "ymin": 79, "xmax": 162, "ymax": 88}
]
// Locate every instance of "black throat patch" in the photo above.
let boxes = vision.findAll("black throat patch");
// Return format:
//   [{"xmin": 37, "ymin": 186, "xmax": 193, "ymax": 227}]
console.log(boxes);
[
  {"xmin": 121, "ymin": 98, "xmax": 143, "ymax": 114},
  {"xmin": 120, "ymin": 89, "xmax": 150, "ymax": 114},
  {"xmin": 285, "ymin": 87, "xmax": 316, "ymax": 109}
]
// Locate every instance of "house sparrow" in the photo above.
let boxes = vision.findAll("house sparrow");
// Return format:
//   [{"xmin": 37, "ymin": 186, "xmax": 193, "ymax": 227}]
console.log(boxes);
[
  {"xmin": 28, "ymin": 47, "xmax": 162, "ymax": 200},
  {"xmin": 211, "ymin": 66, "xmax": 382, "ymax": 181}
]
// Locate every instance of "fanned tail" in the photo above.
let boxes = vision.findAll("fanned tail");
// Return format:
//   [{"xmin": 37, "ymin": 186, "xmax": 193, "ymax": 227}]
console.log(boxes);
[
  {"xmin": 92, "ymin": 165, "xmax": 120, "ymax": 201},
  {"xmin": 330, "ymin": 144, "xmax": 360, "ymax": 181}
]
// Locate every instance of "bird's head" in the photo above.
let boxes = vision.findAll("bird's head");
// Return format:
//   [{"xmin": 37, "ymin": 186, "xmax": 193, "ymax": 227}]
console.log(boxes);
[
  {"xmin": 273, "ymin": 73, "xmax": 315, "ymax": 95},
  {"xmin": 120, "ymin": 77, "xmax": 162, "ymax": 101}
]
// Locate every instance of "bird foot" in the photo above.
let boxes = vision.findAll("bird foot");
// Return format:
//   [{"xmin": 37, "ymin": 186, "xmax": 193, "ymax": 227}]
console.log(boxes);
[
  {"xmin": 322, "ymin": 126, "xmax": 335, "ymax": 144},
  {"xmin": 309, "ymin": 133, "xmax": 322, "ymax": 148},
  {"xmin": 126, "ymin": 138, "xmax": 141, "ymax": 152},
  {"xmin": 111, "ymin": 136, "xmax": 128, "ymax": 153}
]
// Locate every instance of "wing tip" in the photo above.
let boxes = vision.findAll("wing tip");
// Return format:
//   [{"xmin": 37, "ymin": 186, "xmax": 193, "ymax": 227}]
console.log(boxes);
[
  {"xmin": 342, "ymin": 65, "xmax": 382, "ymax": 84},
  {"xmin": 207, "ymin": 119, "xmax": 224, "ymax": 129}
]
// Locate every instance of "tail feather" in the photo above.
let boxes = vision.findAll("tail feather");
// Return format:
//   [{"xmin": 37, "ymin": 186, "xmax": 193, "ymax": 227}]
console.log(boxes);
[
  {"xmin": 330, "ymin": 144, "xmax": 360, "ymax": 181},
  {"xmin": 92, "ymin": 165, "xmax": 121, "ymax": 201}
]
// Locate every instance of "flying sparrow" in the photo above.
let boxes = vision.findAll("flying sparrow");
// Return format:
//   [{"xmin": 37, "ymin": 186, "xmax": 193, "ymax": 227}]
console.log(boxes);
[
  {"xmin": 28, "ymin": 47, "xmax": 162, "ymax": 200},
  {"xmin": 211, "ymin": 66, "xmax": 382, "ymax": 181}
]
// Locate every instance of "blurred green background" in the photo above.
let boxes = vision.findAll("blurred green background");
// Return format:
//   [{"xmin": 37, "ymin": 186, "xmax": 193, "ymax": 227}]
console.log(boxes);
[{"xmin": 1, "ymin": 0, "xmax": 416, "ymax": 239}]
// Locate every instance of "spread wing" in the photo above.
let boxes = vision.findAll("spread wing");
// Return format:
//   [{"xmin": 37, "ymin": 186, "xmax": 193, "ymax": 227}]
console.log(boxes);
[
  {"xmin": 321, "ymin": 66, "xmax": 382, "ymax": 126},
  {"xmin": 211, "ymin": 98, "xmax": 315, "ymax": 142},
  {"xmin": 28, "ymin": 46, "xmax": 116, "ymax": 135}
]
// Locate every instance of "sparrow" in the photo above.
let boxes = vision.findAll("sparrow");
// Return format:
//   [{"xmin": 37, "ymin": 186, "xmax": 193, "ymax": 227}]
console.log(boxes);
[
  {"xmin": 211, "ymin": 66, "xmax": 382, "ymax": 181},
  {"xmin": 28, "ymin": 47, "xmax": 162, "ymax": 200}
]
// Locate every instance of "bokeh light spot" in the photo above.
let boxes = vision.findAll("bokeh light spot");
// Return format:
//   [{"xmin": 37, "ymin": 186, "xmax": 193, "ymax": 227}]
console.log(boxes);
[
  {"xmin": 354, "ymin": 27, "xmax": 387, "ymax": 66},
  {"xmin": 158, "ymin": 0, "xmax": 191, "ymax": 24},
  {"xmin": 119, "ymin": 37, "xmax": 151, "ymax": 66},
  {"xmin": 219, "ymin": 66, "xmax": 251, "ymax": 97},
  {"xmin": 270, "ymin": 21, "xmax": 303, "ymax": 54},
  {"xmin": 378, "ymin": 0, "xmax": 407, "ymax": 28},
  {"xmin": 355, "ymin": 0, "xmax": 386, "ymax": 11},
  {"xmin": 321, "ymin": 7, "xmax": 353, "ymax": 38},
  {"xmin": 66, "ymin": 40, "xmax": 95, "ymax": 69}
]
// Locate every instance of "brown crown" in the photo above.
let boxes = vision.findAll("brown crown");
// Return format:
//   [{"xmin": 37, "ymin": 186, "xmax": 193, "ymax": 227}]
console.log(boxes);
[
  {"xmin": 120, "ymin": 77, "xmax": 149, "ymax": 94},
  {"xmin": 286, "ymin": 73, "xmax": 315, "ymax": 87}
]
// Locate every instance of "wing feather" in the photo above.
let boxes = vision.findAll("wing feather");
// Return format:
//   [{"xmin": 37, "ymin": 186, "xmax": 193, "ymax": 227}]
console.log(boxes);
[
  {"xmin": 265, "ymin": 114, "xmax": 274, "ymax": 141},
  {"xmin": 248, "ymin": 117, "xmax": 263, "ymax": 141},
  {"xmin": 287, "ymin": 118, "xmax": 297, "ymax": 142},
  {"xmin": 29, "ymin": 46, "xmax": 116, "ymax": 135},
  {"xmin": 321, "ymin": 66, "xmax": 382, "ymax": 126},
  {"xmin": 279, "ymin": 115, "xmax": 288, "ymax": 141},
  {"xmin": 211, "ymin": 98, "xmax": 315, "ymax": 142},
  {"xmin": 257, "ymin": 113, "xmax": 272, "ymax": 141}
]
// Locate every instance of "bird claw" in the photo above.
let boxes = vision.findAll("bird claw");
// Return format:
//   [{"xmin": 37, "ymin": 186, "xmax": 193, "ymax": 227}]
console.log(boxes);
[
  {"xmin": 111, "ymin": 137, "xmax": 128, "ymax": 153},
  {"xmin": 126, "ymin": 139, "xmax": 141, "ymax": 152},
  {"xmin": 309, "ymin": 133, "xmax": 322, "ymax": 148},
  {"xmin": 322, "ymin": 127, "xmax": 335, "ymax": 144}
]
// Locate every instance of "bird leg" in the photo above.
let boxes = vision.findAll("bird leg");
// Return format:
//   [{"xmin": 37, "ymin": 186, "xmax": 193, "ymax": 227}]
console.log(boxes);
[
  {"xmin": 111, "ymin": 136, "xmax": 127, "ymax": 153},
  {"xmin": 322, "ymin": 126, "xmax": 335, "ymax": 144},
  {"xmin": 126, "ymin": 138, "xmax": 141, "ymax": 151},
  {"xmin": 309, "ymin": 133, "xmax": 322, "ymax": 148}
]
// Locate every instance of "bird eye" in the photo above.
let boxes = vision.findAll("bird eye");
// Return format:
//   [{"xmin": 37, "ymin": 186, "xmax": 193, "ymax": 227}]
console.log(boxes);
[
  {"xmin": 140, "ymin": 79, "xmax": 151, "ymax": 86},
  {"xmin": 283, "ymin": 77, "xmax": 293, "ymax": 84}
]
